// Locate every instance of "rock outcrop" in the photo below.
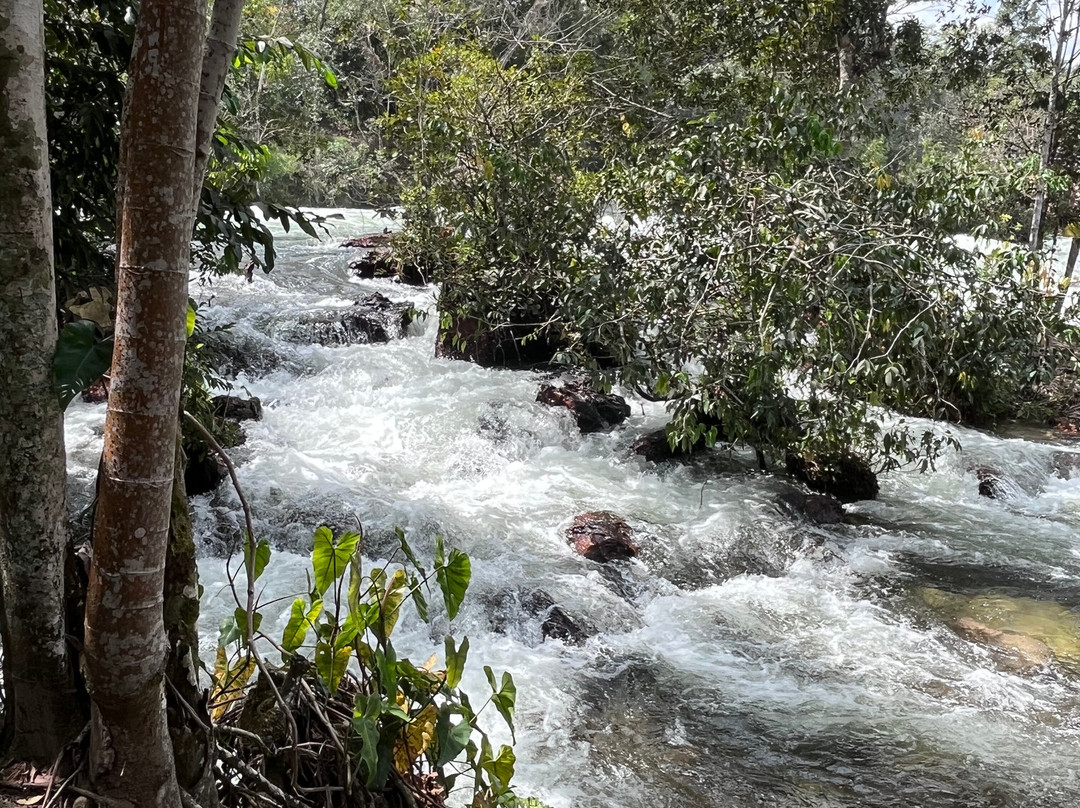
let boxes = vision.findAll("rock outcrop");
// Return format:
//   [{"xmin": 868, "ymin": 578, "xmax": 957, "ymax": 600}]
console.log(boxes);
[
  {"xmin": 564, "ymin": 511, "xmax": 639, "ymax": 563},
  {"xmin": 212, "ymin": 394, "xmax": 263, "ymax": 422},
  {"xmin": 776, "ymin": 490, "xmax": 845, "ymax": 525},
  {"xmin": 282, "ymin": 293, "xmax": 412, "ymax": 346},
  {"xmin": 536, "ymin": 380, "xmax": 630, "ymax": 433},
  {"xmin": 785, "ymin": 452, "xmax": 878, "ymax": 503}
]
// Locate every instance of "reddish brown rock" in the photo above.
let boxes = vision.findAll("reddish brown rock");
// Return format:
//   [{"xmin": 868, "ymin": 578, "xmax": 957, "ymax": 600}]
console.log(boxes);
[
  {"xmin": 565, "ymin": 511, "xmax": 638, "ymax": 563},
  {"xmin": 537, "ymin": 380, "xmax": 630, "ymax": 433}
]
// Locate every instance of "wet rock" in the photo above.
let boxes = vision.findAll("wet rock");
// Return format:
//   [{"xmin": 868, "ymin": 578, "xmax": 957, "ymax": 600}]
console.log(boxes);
[
  {"xmin": 971, "ymin": 466, "xmax": 1006, "ymax": 498},
  {"xmin": 565, "ymin": 511, "xmax": 638, "ymax": 563},
  {"xmin": 920, "ymin": 587, "xmax": 1080, "ymax": 674},
  {"xmin": 776, "ymin": 491, "xmax": 845, "ymax": 525},
  {"xmin": 521, "ymin": 591, "xmax": 590, "ymax": 644},
  {"xmin": 184, "ymin": 447, "xmax": 225, "ymax": 497},
  {"xmin": 952, "ymin": 616, "xmax": 1054, "ymax": 674},
  {"xmin": 435, "ymin": 315, "xmax": 565, "ymax": 368},
  {"xmin": 212, "ymin": 394, "xmax": 262, "ymax": 422},
  {"xmin": 1050, "ymin": 450, "xmax": 1080, "ymax": 480},
  {"xmin": 785, "ymin": 452, "xmax": 878, "ymax": 503},
  {"xmin": 283, "ymin": 293, "xmax": 412, "ymax": 346},
  {"xmin": 537, "ymin": 380, "xmax": 630, "ymax": 433},
  {"xmin": 631, "ymin": 429, "xmax": 711, "ymax": 463},
  {"xmin": 80, "ymin": 377, "xmax": 110, "ymax": 404},
  {"xmin": 343, "ymin": 232, "xmax": 427, "ymax": 286}
]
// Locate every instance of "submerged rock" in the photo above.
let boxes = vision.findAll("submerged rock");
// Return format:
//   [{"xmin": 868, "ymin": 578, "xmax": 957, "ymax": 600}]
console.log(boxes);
[
  {"xmin": 282, "ymin": 293, "xmax": 412, "ymax": 346},
  {"xmin": 212, "ymin": 394, "xmax": 262, "ymax": 422},
  {"xmin": 952, "ymin": 617, "xmax": 1054, "ymax": 674},
  {"xmin": 537, "ymin": 380, "xmax": 630, "ymax": 433},
  {"xmin": 971, "ymin": 466, "xmax": 1007, "ymax": 498},
  {"xmin": 565, "ymin": 511, "xmax": 639, "ymax": 563},
  {"xmin": 785, "ymin": 452, "xmax": 878, "ymax": 503},
  {"xmin": 775, "ymin": 490, "xmax": 845, "ymax": 525},
  {"xmin": 920, "ymin": 587, "xmax": 1080, "ymax": 674}
]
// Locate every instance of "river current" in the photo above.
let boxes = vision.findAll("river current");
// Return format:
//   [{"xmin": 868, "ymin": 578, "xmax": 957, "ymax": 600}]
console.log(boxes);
[{"xmin": 64, "ymin": 210, "xmax": 1080, "ymax": 807}]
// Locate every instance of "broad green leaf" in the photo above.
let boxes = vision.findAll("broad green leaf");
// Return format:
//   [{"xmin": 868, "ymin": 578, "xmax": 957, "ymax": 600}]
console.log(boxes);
[
  {"xmin": 435, "ymin": 711, "xmax": 472, "ymax": 767},
  {"xmin": 243, "ymin": 538, "xmax": 271, "ymax": 582},
  {"xmin": 444, "ymin": 635, "xmax": 468, "ymax": 689},
  {"xmin": 54, "ymin": 321, "xmax": 113, "ymax": 409},
  {"xmin": 315, "ymin": 641, "xmax": 352, "ymax": 694},
  {"xmin": 436, "ymin": 546, "xmax": 471, "ymax": 620},
  {"xmin": 324, "ymin": 67, "xmax": 338, "ymax": 89},
  {"xmin": 372, "ymin": 569, "xmax": 407, "ymax": 643},
  {"xmin": 377, "ymin": 643, "xmax": 397, "ymax": 697},
  {"xmin": 282, "ymin": 598, "xmax": 322, "ymax": 653},
  {"xmin": 484, "ymin": 744, "xmax": 516, "ymax": 791},
  {"xmin": 218, "ymin": 614, "xmax": 241, "ymax": 648},
  {"xmin": 312, "ymin": 527, "xmax": 360, "ymax": 595},
  {"xmin": 234, "ymin": 607, "xmax": 263, "ymax": 642},
  {"xmin": 484, "ymin": 666, "xmax": 516, "ymax": 742}
]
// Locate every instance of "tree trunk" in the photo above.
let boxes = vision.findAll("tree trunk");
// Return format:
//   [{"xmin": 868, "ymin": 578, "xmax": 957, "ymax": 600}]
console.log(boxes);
[
  {"xmin": 82, "ymin": 0, "xmax": 205, "ymax": 803},
  {"xmin": 158, "ymin": 2, "xmax": 246, "ymax": 802},
  {"xmin": 0, "ymin": 0, "xmax": 85, "ymax": 764},
  {"xmin": 1029, "ymin": 5, "xmax": 1073, "ymax": 251}
]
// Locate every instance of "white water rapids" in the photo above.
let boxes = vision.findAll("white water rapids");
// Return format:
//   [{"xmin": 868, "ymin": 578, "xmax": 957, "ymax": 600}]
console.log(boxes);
[{"xmin": 64, "ymin": 210, "xmax": 1080, "ymax": 807}]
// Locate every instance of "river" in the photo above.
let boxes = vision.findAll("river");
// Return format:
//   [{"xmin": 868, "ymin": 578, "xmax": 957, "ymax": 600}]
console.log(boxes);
[{"xmin": 64, "ymin": 210, "xmax": 1080, "ymax": 807}]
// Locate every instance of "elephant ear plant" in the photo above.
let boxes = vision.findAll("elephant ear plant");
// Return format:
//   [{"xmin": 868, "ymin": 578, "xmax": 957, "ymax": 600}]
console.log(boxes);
[{"xmin": 211, "ymin": 524, "xmax": 525, "ymax": 807}]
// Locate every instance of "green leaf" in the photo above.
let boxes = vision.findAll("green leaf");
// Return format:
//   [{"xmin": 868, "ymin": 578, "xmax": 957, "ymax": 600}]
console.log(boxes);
[
  {"xmin": 324, "ymin": 67, "xmax": 338, "ymax": 89},
  {"xmin": 444, "ymin": 635, "xmax": 468, "ymax": 689},
  {"xmin": 186, "ymin": 303, "xmax": 196, "ymax": 338},
  {"xmin": 396, "ymin": 527, "xmax": 424, "ymax": 573},
  {"xmin": 243, "ymin": 538, "xmax": 271, "ymax": 581},
  {"xmin": 234, "ymin": 607, "xmax": 263, "ymax": 641},
  {"xmin": 411, "ymin": 574, "xmax": 429, "ymax": 623},
  {"xmin": 483, "ymin": 744, "xmax": 516, "ymax": 791},
  {"xmin": 377, "ymin": 642, "xmax": 397, "ymax": 696},
  {"xmin": 282, "ymin": 598, "xmax": 322, "ymax": 654},
  {"xmin": 372, "ymin": 569, "xmax": 407, "ymax": 644},
  {"xmin": 436, "ymin": 544, "xmax": 471, "ymax": 620},
  {"xmin": 54, "ymin": 321, "xmax": 113, "ymax": 410},
  {"xmin": 435, "ymin": 711, "xmax": 472, "ymax": 767},
  {"xmin": 217, "ymin": 615, "xmax": 242, "ymax": 648},
  {"xmin": 352, "ymin": 715, "xmax": 380, "ymax": 786},
  {"xmin": 484, "ymin": 666, "xmax": 516, "ymax": 742},
  {"xmin": 315, "ymin": 641, "xmax": 352, "ymax": 694},
  {"xmin": 312, "ymin": 527, "xmax": 360, "ymax": 596}
]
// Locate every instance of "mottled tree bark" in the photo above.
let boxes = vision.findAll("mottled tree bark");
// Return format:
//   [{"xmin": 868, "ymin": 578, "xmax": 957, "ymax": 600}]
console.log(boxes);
[
  {"xmin": 83, "ymin": 0, "xmax": 205, "ymax": 803},
  {"xmin": 0, "ymin": 0, "xmax": 85, "ymax": 764},
  {"xmin": 160, "ymin": 2, "xmax": 246, "ymax": 802}
]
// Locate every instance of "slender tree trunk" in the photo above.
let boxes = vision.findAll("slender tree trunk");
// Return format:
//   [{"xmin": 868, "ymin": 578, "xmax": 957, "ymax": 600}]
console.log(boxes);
[
  {"xmin": 83, "ymin": 0, "xmax": 205, "ymax": 803},
  {"xmin": 0, "ymin": 0, "xmax": 85, "ymax": 764},
  {"xmin": 160, "ymin": 2, "xmax": 245, "ymax": 802},
  {"xmin": 1057, "ymin": 236, "xmax": 1080, "ymax": 316},
  {"xmin": 1030, "ymin": 6, "xmax": 1073, "ymax": 251}
]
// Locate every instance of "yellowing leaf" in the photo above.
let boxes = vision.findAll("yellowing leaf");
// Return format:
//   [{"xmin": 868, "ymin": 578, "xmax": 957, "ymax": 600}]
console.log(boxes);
[
  {"xmin": 210, "ymin": 650, "xmax": 255, "ymax": 721},
  {"xmin": 394, "ymin": 704, "xmax": 437, "ymax": 772}
]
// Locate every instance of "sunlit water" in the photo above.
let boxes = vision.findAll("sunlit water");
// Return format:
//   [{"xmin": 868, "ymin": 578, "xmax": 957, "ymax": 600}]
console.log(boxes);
[{"xmin": 65, "ymin": 211, "xmax": 1080, "ymax": 807}]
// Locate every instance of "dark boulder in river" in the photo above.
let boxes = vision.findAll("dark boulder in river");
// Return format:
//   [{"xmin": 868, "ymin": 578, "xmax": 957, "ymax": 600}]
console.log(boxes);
[
  {"xmin": 565, "ymin": 511, "xmax": 639, "ymax": 563},
  {"xmin": 212, "ymin": 394, "xmax": 262, "ymax": 422},
  {"xmin": 971, "ymin": 466, "xmax": 1007, "ymax": 498},
  {"xmin": 537, "ymin": 380, "xmax": 630, "ymax": 433},
  {"xmin": 435, "ymin": 315, "xmax": 566, "ymax": 368},
  {"xmin": 785, "ymin": 452, "xmax": 878, "ymax": 503},
  {"xmin": 282, "ymin": 293, "xmax": 412, "ymax": 346},
  {"xmin": 343, "ymin": 232, "xmax": 427, "ymax": 286},
  {"xmin": 776, "ymin": 490, "xmax": 845, "ymax": 524}
]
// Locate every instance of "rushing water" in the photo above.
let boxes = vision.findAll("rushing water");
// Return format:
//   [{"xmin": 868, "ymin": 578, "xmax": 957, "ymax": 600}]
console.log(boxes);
[{"xmin": 64, "ymin": 210, "xmax": 1080, "ymax": 808}]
